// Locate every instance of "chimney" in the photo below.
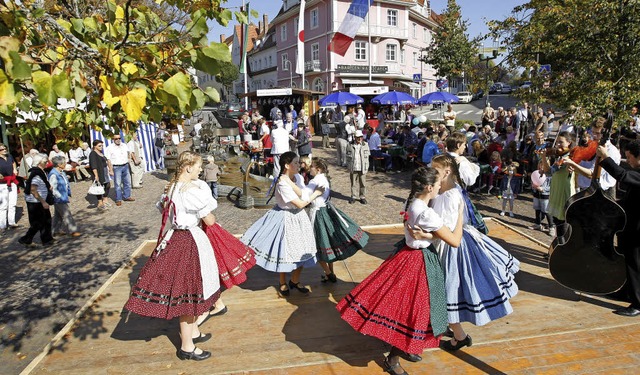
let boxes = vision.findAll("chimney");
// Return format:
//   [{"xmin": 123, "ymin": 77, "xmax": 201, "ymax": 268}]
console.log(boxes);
[
  {"xmin": 263, "ymin": 14, "xmax": 269, "ymax": 33},
  {"xmin": 220, "ymin": 34, "xmax": 226, "ymax": 43},
  {"xmin": 258, "ymin": 21, "xmax": 262, "ymax": 34}
]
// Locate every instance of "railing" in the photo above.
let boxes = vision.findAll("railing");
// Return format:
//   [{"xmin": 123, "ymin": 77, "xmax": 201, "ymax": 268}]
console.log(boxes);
[{"xmin": 305, "ymin": 60, "xmax": 321, "ymax": 72}]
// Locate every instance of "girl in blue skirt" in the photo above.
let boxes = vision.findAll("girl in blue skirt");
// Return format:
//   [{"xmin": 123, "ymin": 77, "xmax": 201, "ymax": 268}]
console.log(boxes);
[{"xmin": 241, "ymin": 151, "xmax": 324, "ymax": 296}]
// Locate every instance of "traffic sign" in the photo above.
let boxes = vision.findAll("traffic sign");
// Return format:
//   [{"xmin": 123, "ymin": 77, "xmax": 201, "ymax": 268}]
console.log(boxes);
[
  {"xmin": 413, "ymin": 74, "xmax": 421, "ymax": 83},
  {"xmin": 539, "ymin": 64, "xmax": 551, "ymax": 74},
  {"xmin": 436, "ymin": 79, "xmax": 448, "ymax": 89}
]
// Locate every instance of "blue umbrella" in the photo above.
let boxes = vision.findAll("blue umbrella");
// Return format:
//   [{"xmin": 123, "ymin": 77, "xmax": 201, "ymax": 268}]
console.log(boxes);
[
  {"xmin": 417, "ymin": 91, "xmax": 459, "ymax": 105},
  {"xmin": 318, "ymin": 91, "xmax": 364, "ymax": 106},
  {"xmin": 370, "ymin": 91, "xmax": 417, "ymax": 105}
]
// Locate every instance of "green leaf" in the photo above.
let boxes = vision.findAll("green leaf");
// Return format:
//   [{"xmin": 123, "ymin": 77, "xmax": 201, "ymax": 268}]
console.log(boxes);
[
  {"xmin": 251, "ymin": 10, "xmax": 259, "ymax": 19},
  {"xmin": 32, "ymin": 71, "xmax": 57, "ymax": 106},
  {"xmin": 235, "ymin": 11, "xmax": 248, "ymax": 25},
  {"xmin": 163, "ymin": 72, "xmax": 192, "ymax": 112},
  {"xmin": 216, "ymin": 9, "xmax": 233, "ymax": 27},
  {"xmin": 202, "ymin": 43, "xmax": 231, "ymax": 63},
  {"xmin": 8, "ymin": 51, "xmax": 31, "ymax": 81},
  {"xmin": 52, "ymin": 72, "xmax": 72, "ymax": 99},
  {"xmin": 204, "ymin": 87, "xmax": 220, "ymax": 103},
  {"xmin": 187, "ymin": 11, "xmax": 208, "ymax": 38},
  {"xmin": 191, "ymin": 89, "xmax": 206, "ymax": 109},
  {"xmin": 83, "ymin": 17, "xmax": 98, "ymax": 32},
  {"xmin": 74, "ymin": 85, "xmax": 87, "ymax": 107},
  {"xmin": 71, "ymin": 19, "xmax": 85, "ymax": 35},
  {"xmin": 149, "ymin": 106, "xmax": 162, "ymax": 123}
]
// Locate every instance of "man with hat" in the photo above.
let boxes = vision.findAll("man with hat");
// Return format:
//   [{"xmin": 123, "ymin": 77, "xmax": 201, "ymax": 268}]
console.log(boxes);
[{"xmin": 346, "ymin": 130, "xmax": 370, "ymax": 204}]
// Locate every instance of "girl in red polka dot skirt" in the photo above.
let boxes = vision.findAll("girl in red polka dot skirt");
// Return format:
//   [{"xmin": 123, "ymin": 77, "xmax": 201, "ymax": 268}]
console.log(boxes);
[
  {"xmin": 124, "ymin": 151, "xmax": 220, "ymax": 361},
  {"xmin": 336, "ymin": 167, "xmax": 465, "ymax": 375}
]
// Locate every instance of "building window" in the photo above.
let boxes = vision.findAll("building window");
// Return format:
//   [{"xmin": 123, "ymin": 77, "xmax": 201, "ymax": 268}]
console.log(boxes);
[
  {"xmin": 281, "ymin": 23, "xmax": 287, "ymax": 41},
  {"xmin": 282, "ymin": 53, "xmax": 289, "ymax": 70},
  {"xmin": 304, "ymin": 79, "xmax": 309, "ymax": 90},
  {"xmin": 355, "ymin": 41, "xmax": 367, "ymax": 60},
  {"xmin": 258, "ymin": 60, "xmax": 262, "ymax": 69},
  {"xmin": 423, "ymin": 28, "xmax": 428, "ymax": 42},
  {"xmin": 412, "ymin": 23, "xmax": 417, "ymax": 38},
  {"xmin": 413, "ymin": 52, "xmax": 418, "ymax": 67},
  {"xmin": 387, "ymin": 10, "xmax": 397, "ymax": 26},
  {"xmin": 294, "ymin": 17, "xmax": 298, "ymax": 35},
  {"xmin": 311, "ymin": 8, "xmax": 319, "ymax": 29},
  {"xmin": 400, "ymin": 48, "xmax": 405, "ymax": 64},
  {"xmin": 311, "ymin": 43, "xmax": 319, "ymax": 61},
  {"xmin": 269, "ymin": 56, "xmax": 272, "ymax": 66},
  {"xmin": 313, "ymin": 78, "xmax": 324, "ymax": 92},
  {"xmin": 386, "ymin": 44, "xmax": 397, "ymax": 62}
]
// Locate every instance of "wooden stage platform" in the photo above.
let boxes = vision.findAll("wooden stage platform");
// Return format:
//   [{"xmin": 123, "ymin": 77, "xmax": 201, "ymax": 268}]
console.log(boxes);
[{"xmin": 25, "ymin": 221, "xmax": 640, "ymax": 374}]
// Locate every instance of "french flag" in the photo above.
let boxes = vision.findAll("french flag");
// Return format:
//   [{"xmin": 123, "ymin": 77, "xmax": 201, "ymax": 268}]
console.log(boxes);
[{"xmin": 328, "ymin": 0, "xmax": 373, "ymax": 56}]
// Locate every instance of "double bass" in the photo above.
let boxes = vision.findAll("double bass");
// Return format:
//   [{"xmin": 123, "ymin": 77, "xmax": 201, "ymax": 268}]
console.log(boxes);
[{"xmin": 548, "ymin": 111, "xmax": 627, "ymax": 294}]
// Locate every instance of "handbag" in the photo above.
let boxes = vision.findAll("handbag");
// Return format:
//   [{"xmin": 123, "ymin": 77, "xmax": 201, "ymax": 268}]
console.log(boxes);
[
  {"xmin": 88, "ymin": 181, "xmax": 105, "ymax": 196},
  {"xmin": 154, "ymin": 136, "xmax": 164, "ymax": 148}
]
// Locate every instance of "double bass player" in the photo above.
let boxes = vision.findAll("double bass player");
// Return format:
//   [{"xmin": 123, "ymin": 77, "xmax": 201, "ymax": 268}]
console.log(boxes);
[{"xmin": 598, "ymin": 140, "xmax": 640, "ymax": 317}]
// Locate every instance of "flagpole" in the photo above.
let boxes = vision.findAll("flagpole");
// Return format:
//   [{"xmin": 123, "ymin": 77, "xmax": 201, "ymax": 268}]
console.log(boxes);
[
  {"xmin": 243, "ymin": 0, "xmax": 249, "ymax": 110},
  {"xmin": 367, "ymin": 6, "xmax": 372, "ymax": 83}
]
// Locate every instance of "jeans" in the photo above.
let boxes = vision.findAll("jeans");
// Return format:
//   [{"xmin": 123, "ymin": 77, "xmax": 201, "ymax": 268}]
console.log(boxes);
[
  {"xmin": 208, "ymin": 181, "xmax": 218, "ymax": 200},
  {"xmin": 113, "ymin": 164, "xmax": 132, "ymax": 202},
  {"xmin": 370, "ymin": 149, "xmax": 392, "ymax": 170},
  {"xmin": 0, "ymin": 183, "xmax": 18, "ymax": 229},
  {"xmin": 20, "ymin": 201, "xmax": 53, "ymax": 244},
  {"xmin": 53, "ymin": 202, "xmax": 78, "ymax": 233}
]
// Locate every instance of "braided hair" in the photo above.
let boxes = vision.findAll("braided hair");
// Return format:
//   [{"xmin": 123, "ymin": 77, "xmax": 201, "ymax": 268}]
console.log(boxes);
[
  {"xmin": 403, "ymin": 167, "xmax": 440, "ymax": 222},
  {"xmin": 266, "ymin": 151, "xmax": 298, "ymax": 203},
  {"xmin": 431, "ymin": 153, "xmax": 463, "ymax": 188},
  {"xmin": 164, "ymin": 151, "xmax": 203, "ymax": 204},
  {"xmin": 311, "ymin": 158, "xmax": 330, "ymax": 185}
]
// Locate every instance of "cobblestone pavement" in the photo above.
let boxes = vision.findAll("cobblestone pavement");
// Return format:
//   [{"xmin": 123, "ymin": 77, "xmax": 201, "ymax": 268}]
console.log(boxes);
[{"xmin": 0, "ymin": 136, "xmax": 550, "ymax": 374}]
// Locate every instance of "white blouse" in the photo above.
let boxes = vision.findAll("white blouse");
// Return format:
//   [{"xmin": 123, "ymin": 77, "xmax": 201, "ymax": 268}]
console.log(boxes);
[{"xmin": 404, "ymin": 199, "xmax": 443, "ymax": 249}]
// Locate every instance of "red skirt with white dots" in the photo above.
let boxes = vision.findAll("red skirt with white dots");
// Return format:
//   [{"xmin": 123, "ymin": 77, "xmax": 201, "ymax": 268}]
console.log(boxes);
[{"xmin": 125, "ymin": 230, "xmax": 219, "ymax": 320}]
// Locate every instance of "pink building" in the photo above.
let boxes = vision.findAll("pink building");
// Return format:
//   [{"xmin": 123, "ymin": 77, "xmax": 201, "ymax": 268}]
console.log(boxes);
[{"xmin": 270, "ymin": 0, "xmax": 440, "ymax": 98}]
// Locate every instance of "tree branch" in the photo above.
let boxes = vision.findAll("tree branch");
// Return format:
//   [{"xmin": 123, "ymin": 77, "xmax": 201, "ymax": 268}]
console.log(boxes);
[
  {"xmin": 115, "ymin": 0, "xmax": 133, "ymax": 50},
  {"xmin": 40, "ymin": 14, "xmax": 100, "ymax": 57}
]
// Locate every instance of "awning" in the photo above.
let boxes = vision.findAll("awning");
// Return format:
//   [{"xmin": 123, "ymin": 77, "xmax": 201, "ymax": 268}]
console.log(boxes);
[
  {"xmin": 341, "ymin": 78, "xmax": 385, "ymax": 85},
  {"xmin": 399, "ymin": 81, "xmax": 421, "ymax": 89}
]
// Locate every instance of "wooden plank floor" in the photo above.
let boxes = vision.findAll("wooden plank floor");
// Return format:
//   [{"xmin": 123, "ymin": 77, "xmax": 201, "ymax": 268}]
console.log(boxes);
[{"xmin": 29, "ymin": 221, "xmax": 640, "ymax": 375}]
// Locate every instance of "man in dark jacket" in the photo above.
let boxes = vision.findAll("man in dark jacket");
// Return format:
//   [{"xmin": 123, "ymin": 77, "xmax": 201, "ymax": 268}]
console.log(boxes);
[{"xmin": 599, "ymin": 140, "xmax": 640, "ymax": 317}]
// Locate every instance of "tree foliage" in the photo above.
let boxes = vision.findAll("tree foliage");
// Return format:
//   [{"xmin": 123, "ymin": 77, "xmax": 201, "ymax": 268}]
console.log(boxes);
[
  {"xmin": 489, "ymin": 0, "xmax": 640, "ymax": 118},
  {"xmin": 424, "ymin": 0, "xmax": 476, "ymax": 83},
  {"xmin": 0, "ymin": 0, "xmax": 249, "ymax": 140}
]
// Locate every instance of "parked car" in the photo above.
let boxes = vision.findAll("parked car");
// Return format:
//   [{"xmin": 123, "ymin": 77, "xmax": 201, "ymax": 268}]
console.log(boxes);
[
  {"xmin": 473, "ymin": 89, "xmax": 484, "ymax": 100},
  {"xmin": 520, "ymin": 81, "xmax": 533, "ymax": 89},
  {"xmin": 223, "ymin": 103, "xmax": 245, "ymax": 119},
  {"xmin": 489, "ymin": 84, "xmax": 498, "ymax": 94},
  {"xmin": 500, "ymin": 84, "xmax": 512, "ymax": 94},
  {"xmin": 456, "ymin": 91, "xmax": 473, "ymax": 103}
]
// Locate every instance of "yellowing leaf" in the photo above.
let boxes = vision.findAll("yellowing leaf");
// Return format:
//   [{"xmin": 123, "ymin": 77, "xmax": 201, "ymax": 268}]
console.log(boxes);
[
  {"xmin": 0, "ymin": 70, "xmax": 18, "ymax": 107},
  {"xmin": 121, "ymin": 88, "xmax": 146, "ymax": 121},
  {"xmin": 102, "ymin": 88, "xmax": 120, "ymax": 108},
  {"xmin": 121, "ymin": 62, "xmax": 138, "ymax": 76},
  {"xmin": 0, "ymin": 36, "xmax": 21, "ymax": 60},
  {"xmin": 32, "ymin": 70, "xmax": 57, "ymax": 106},
  {"xmin": 116, "ymin": 6, "xmax": 125, "ymax": 20}
]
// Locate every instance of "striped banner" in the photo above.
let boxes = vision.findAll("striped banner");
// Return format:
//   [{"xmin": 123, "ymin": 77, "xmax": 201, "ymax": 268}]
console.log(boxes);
[{"xmin": 89, "ymin": 122, "xmax": 164, "ymax": 173}]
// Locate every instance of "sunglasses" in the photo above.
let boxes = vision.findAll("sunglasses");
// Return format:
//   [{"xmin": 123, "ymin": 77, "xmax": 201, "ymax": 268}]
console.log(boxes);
[{"xmin": 113, "ymin": 138, "xmax": 121, "ymax": 140}]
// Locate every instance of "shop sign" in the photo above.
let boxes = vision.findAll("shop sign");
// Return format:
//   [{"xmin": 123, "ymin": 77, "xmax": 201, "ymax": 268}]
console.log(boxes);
[
  {"xmin": 349, "ymin": 86, "xmax": 389, "ymax": 95},
  {"xmin": 336, "ymin": 65, "xmax": 388, "ymax": 74},
  {"xmin": 257, "ymin": 88, "xmax": 292, "ymax": 97}
]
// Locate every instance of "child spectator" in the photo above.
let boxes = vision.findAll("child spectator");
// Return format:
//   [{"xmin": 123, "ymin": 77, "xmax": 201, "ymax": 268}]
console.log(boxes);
[
  {"xmin": 499, "ymin": 162, "xmax": 521, "ymax": 217},
  {"xmin": 484, "ymin": 151, "xmax": 503, "ymax": 194},
  {"xmin": 203, "ymin": 155, "xmax": 221, "ymax": 199},
  {"xmin": 529, "ymin": 161, "xmax": 552, "ymax": 231},
  {"xmin": 299, "ymin": 155, "xmax": 312, "ymax": 185}
]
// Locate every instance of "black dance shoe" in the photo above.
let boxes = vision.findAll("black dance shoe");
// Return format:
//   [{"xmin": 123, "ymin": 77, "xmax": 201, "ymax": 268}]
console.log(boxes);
[
  {"xmin": 441, "ymin": 335, "xmax": 472, "ymax": 351},
  {"xmin": 192, "ymin": 333, "xmax": 212, "ymax": 344},
  {"xmin": 442, "ymin": 327, "xmax": 454, "ymax": 338},
  {"xmin": 383, "ymin": 358, "xmax": 408, "ymax": 375},
  {"xmin": 400, "ymin": 351, "xmax": 422, "ymax": 362},
  {"xmin": 321, "ymin": 273, "xmax": 338, "ymax": 283},
  {"xmin": 176, "ymin": 347, "xmax": 211, "ymax": 361},
  {"xmin": 613, "ymin": 305, "xmax": 640, "ymax": 317},
  {"xmin": 288, "ymin": 280, "xmax": 310, "ymax": 293},
  {"xmin": 279, "ymin": 283, "xmax": 290, "ymax": 296}
]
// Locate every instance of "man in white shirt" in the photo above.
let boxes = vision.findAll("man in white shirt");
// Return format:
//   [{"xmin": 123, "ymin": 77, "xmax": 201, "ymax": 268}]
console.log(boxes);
[
  {"xmin": 444, "ymin": 104, "xmax": 456, "ymax": 133},
  {"xmin": 270, "ymin": 120, "xmax": 290, "ymax": 178},
  {"xmin": 127, "ymin": 132, "xmax": 145, "ymax": 188},
  {"xmin": 356, "ymin": 104, "xmax": 366, "ymax": 129},
  {"xmin": 68, "ymin": 143, "xmax": 92, "ymax": 180},
  {"xmin": 105, "ymin": 134, "xmax": 134, "ymax": 205}
]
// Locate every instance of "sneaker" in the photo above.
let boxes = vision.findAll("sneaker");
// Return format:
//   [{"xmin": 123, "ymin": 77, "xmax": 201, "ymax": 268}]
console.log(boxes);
[
  {"xmin": 348, "ymin": 198, "xmax": 355, "ymax": 204},
  {"xmin": 528, "ymin": 224, "xmax": 542, "ymax": 230},
  {"xmin": 509, "ymin": 212, "xmax": 514, "ymax": 218},
  {"xmin": 548, "ymin": 227, "xmax": 557, "ymax": 238},
  {"xmin": 499, "ymin": 211, "xmax": 505, "ymax": 216},
  {"xmin": 360, "ymin": 198, "xmax": 367, "ymax": 205}
]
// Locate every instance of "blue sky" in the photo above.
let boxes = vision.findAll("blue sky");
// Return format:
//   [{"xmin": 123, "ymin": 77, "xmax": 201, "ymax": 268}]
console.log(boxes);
[{"xmin": 207, "ymin": 0, "xmax": 527, "ymax": 45}]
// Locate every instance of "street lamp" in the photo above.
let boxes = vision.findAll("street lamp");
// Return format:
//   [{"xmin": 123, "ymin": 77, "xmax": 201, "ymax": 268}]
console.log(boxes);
[
  {"xmin": 479, "ymin": 49, "xmax": 499, "ymax": 106},
  {"xmin": 283, "ymin": 60, "xmax": 293, "ymax": 88}
]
